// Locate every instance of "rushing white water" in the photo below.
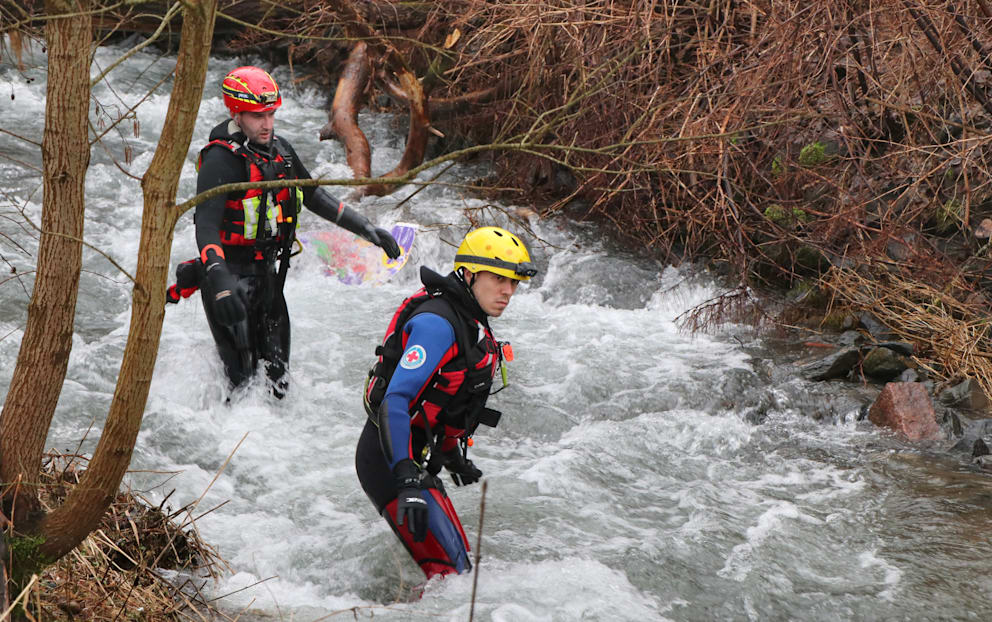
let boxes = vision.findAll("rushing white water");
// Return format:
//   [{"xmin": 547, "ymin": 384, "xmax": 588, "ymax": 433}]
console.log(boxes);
[{"xmin": 3, "ymin": 40, "xmax": 992, "ymax": 621}]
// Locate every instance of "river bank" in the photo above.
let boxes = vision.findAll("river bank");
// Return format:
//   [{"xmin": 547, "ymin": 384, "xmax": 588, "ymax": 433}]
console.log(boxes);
[{"xmin": 6, "ymin": 2, "xmax": 992, "ymax": 619}]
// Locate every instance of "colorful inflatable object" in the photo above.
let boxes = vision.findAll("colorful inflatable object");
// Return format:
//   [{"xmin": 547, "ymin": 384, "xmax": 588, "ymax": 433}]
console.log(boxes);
[{"xmin": 298, "ymin": 222, "xmax": 416, "ymax": 285}]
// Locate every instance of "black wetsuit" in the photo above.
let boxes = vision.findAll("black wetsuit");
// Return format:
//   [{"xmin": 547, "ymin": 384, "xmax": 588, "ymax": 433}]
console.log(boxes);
[{"xmin": 195, "ymin": 120, "xmax": 342, "ymax": 393}]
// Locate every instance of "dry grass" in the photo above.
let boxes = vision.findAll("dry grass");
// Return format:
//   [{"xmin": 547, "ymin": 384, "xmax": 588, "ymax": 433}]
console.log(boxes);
[
  {"xmin": 8, "ymin": 452, "xmax": 225, "ymax": 621},
  {"xmin": 212, "ymin": 1, "xmax": 992, "ymax": 397},
  {"xmin": 825, "ymin": 264, "xmax": 992, "ymax": 397}
]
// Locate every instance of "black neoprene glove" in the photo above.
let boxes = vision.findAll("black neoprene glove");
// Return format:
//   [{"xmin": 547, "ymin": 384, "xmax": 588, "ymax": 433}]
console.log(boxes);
[
  {"xmin": 444, "ymin": 449, "xmax": 483, "ymax": 487},
  {"xmin": 308, "ymin": 188, "xmax": 402, "ymax": 259},
  {"xmin": 364, "ymin": 225, "xmax": 401, "ymax": 260},
  {"xmin": 204, "ymin": 262, "xmax": 246, "ymax": 326},
  {"xmin": 393, "ymin": 459, "xmax": 428, "ymax": 542}
]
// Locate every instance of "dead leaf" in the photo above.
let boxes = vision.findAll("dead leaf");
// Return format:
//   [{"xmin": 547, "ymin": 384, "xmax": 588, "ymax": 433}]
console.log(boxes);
[
  {"xmin": 444, "ymin": 29, "xmax": 462, "ymax": 49},
  {"xmin": 975, "ymin": 218, "xmax": 992, "ymax": 238}
]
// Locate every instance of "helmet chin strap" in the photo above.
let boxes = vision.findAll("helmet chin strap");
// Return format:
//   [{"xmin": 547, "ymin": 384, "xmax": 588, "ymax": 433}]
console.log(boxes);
[{"xmin": 457, "ymin": 267, "xmax": 478, "ymax": 298}]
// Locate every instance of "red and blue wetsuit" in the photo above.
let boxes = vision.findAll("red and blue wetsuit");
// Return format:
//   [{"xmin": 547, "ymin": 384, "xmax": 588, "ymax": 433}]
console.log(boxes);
[{"xmin": 355, "ymin": 267, "xmax": 501, "ymax": 579}]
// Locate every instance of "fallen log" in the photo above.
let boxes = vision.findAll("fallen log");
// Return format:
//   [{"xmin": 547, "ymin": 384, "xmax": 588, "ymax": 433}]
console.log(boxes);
[
  {"xmin": 320, "ymin": 1, "xmax": 438, "ymax": 199},
  {"xmin": 359, "ymin": 66, "xmax": 432, "ymax": 197},
  {"xmin": 379, "ymin": 70, "xmax": 519, "ymax": 119},
  {"xmin": 319, "ymin": 42, "xmax": 372, "ymax": 180}
]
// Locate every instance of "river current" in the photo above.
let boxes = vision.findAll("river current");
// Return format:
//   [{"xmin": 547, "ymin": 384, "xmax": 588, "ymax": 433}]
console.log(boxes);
[{"xmin": 2, "ymin": 41, "xmax": 991, "ymax": 621}]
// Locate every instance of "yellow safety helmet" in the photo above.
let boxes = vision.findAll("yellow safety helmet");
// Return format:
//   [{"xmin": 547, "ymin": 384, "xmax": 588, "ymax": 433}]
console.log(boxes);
[{"xmin": 453, "ymin": 227, "xmax": 537, "ymax": 281}]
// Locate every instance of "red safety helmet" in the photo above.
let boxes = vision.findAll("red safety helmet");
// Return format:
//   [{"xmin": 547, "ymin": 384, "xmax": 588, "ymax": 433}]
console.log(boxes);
[{"xmin": 221, "ymin": 66, "xmax": 281, "ymax": 114}]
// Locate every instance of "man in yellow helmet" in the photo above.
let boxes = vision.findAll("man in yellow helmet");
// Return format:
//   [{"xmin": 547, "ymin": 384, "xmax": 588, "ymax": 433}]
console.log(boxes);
[{"xmin": 355, "ymin": 226, "xmax": 537, "ymax": 579}]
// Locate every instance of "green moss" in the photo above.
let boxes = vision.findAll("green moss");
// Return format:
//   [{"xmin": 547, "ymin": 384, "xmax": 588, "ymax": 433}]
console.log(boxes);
[
  {"xmin": 764, "ymin": 204, "xmax": 787, "ymax": 223},
  {"xmin": 764, "ymin": 204, "xmax": 811, "ymax": 227},
  {"xmin": 7, "ymin": 534, "xmax": 51, "ymax": 592},
  {"xmin": 799, "ymin": 141, "xmax": 829, "ymax": 167},
  {"xmin": 787, "ymin": 280, "xmax": 813, "ymax": 299},
  {"xmin": 787, "ymin": 279, "xmax": 829, "ymax": 306},
  {"xmin": 771, "ymin": 155, "xmax": 785, "ymax": 176},
  {"xmin": 935, "ymin": 199, "xmax": 961, "ymax": 233}
]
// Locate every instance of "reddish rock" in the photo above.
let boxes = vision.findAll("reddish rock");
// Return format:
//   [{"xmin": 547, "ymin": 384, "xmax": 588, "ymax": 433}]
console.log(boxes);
[{"xmin": 868, "ymin": 382, "xmax": 942, "ymax": 441}]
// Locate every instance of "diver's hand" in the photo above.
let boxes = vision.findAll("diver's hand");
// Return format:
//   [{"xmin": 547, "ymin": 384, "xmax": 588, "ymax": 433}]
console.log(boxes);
[
  {"xmin": 445, "ymin": 450, "xmax": 483, "ymax": 486},
  {"xmin": 363, "ymin": 225, "xmax": 401, "ymax": 259},
  {"xmin": 393, "ymin": 459, "xmax": 428, "ymax": 541},
  {"xmin": 396, "ymin": 487, "xmax": 428, "ymax": 541},
  {"xmin": 331, "ymin": 202, "xmax": 401, "ymax": 259},
  {"xmin": 205, "ymin": 264, "xmax": 245, "ymax": 326}
]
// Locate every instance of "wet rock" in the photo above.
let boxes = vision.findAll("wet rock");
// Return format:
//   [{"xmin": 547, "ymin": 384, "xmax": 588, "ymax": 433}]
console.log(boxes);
[
  {"xmin": 964, "ymin": 419, "xmax": 992, "ymax": 437},
  {"xmin": 861, "ymin": 346, "xmax": 909, "ymax": 381},
  {"xmin": 973, "ymin": 455, "xmax": 992, "ymax": 471},
  {"xmin": 950, "ymin": 418, "xmax": 992, "ymax": 453},
  {"xmin": 937, "ymin": 378, "xmax": 990, "ymax": 411},
  {"xmin": 868, "ymin": 382, "xmax": 942, "ymax": 441},
  {"xmin": 742, "ymin": 403, "xmax": 769, "ymax": 425},
  {"xmin": 799, "ymin": 346, "xmax": 861, "ymax": 381},
  {"xmin": 940, "ymin": 408, "xmax": 964, "ymax": 439},
  {"xmin": 858, "ymin": 313, "xmax": 893, "ymax": 340},
  {"xmin": 837, "ymin": 330, "xmax": 866, "ymax": 347},
  {"xmin": 898, "ymin": 368, "xmax": 920, "ymax": 383},
  {"xmin": 857, "ymin": 403, "xmax": 870, "ymax": 421},
  {"xmin": 877, "ymin": 341, "xmax": 915, "ymax": 356},
  {"xmin": 972, "ymin": 437, "xmax": 990, "ymax": 457}
]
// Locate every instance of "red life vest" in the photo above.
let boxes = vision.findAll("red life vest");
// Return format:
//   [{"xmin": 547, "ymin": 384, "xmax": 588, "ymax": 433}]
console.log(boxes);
[
  {"xmin": 197, "ymin": 137, "xmax": 303, "ymax": 253},
  {"xmin": 364, "ymin": 273, "xmax": 502, "ymax": 457}
]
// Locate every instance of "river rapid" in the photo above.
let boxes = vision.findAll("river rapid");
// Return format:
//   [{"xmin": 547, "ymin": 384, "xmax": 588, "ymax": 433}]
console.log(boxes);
[{"xmin": 2, "ymin": 41, "xmax": 992, "ymax": 621}]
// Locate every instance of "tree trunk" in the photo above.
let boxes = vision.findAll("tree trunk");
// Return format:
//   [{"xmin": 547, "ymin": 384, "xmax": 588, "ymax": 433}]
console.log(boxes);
[
  {"xmin": 320, "ymin": 41, "xmax": 373, "ymax": 178},
  {"xmin": 360, "ymin": 67, "xmax": 431, "ymax": 197},
  {"xmin": 323, "ymin": 2, "xmax": 435, "ymax": 198},
  {"xmin": 38, "ymin": 0, "xmax": 218, "ymax": 561},
  {"xmin": 0, "ymin": 0, "xmax": 91, "ymax": 530}
]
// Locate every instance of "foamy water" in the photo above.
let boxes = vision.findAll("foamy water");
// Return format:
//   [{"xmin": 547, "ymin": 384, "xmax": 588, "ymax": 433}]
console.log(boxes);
[{"xmin": 3, "ymin": 39, "xmax": 992, "ymax": 621}]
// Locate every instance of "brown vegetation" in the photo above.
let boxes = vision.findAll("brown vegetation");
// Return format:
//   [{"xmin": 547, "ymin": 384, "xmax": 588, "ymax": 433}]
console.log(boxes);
[
  {"xmin": 8, "ymin": 453, "xmax": 224, "ymax": 620},
  {"xmin": 7, "ymin": 0, "xmax": 992, "ymax": 610},
  {"xmin": 228, "ymin": 0, "xmax": 992, "ymax": 401}
]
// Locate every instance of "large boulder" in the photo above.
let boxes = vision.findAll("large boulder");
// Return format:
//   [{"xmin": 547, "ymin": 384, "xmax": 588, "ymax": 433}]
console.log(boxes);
[{"xmin": 868, "ymin": 382, "xmax": 942, "ymax": 441}]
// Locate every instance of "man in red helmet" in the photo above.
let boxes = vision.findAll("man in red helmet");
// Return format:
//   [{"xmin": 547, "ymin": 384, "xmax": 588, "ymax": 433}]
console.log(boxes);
[{"xmin": 191, "ymin": 65, "xmax": 400, "ymax": 397}]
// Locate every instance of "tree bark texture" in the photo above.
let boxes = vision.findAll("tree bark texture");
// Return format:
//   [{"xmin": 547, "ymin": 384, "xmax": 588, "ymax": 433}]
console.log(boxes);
[
  {"xmin": 0, "ymin": 0, "xmax": 91, "ymax": 528},
  {"xmin": 323, "ymin": 1, "xmax": 433, "ymax": 198},
  {"xmin": 38, "ymin": 0, "xmax": 218, "ymax": 560},
  {"xmin": 359, "ymin": 66, "xmax": 431, "ymax": 197},
  {"xmin": 320, "ymin": 41, "xmax": 373, "ymax": 179}
]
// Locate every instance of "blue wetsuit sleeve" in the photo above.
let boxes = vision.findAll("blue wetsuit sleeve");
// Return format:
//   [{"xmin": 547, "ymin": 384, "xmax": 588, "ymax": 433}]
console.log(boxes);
[{"xmin": 382, "ymin": 312, "xmax": 456, "ymax": 471}]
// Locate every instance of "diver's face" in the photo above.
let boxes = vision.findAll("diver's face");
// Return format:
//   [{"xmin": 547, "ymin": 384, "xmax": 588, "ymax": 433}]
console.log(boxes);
[
  {"xmin": 469, "ymin": 270, "xmax": 520, "ymax": 317},
  {"xmin": 235, "ymin": 110, "xmax": 275, "ymax": 145}
]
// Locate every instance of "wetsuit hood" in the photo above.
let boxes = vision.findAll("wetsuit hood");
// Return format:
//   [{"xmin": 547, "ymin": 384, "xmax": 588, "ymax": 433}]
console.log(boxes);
[{"xmin": 419, "ymin": 266, "xmax": 489, "ymax": 326}]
